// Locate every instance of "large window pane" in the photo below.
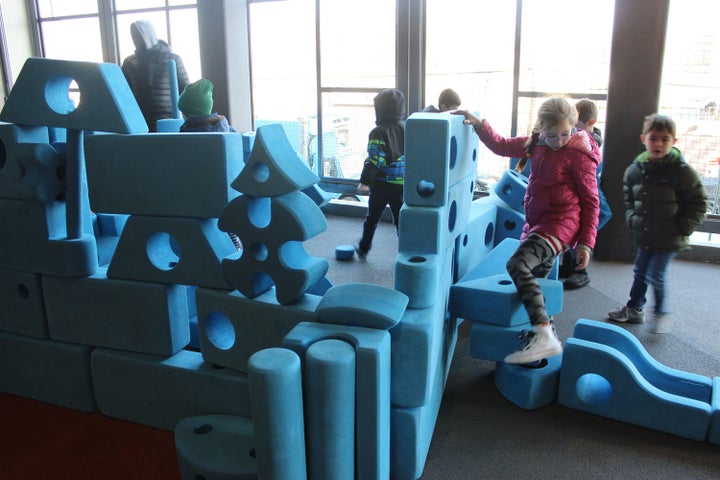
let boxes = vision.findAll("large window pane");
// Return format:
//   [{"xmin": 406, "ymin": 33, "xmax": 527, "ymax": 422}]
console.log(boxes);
[
  {"xmin": 114, "ymin": 0, "xmax": 167, "ymax": 11},
  {"xmin": 37, "ymin": 0, "xmax": 97, "ymax": 18},
  {"xmin": 168, "ymin": 9, "xmax": 201, "ymax": 81},
  {"xmin": 41, "ymin": 18, "xmax": 103, "ymax": 62}
]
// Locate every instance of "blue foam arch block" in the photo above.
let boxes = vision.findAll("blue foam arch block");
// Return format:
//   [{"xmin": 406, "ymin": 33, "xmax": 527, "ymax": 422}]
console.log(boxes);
[
  {"xmin": 85, "ymin": 133, "xmax": 244, "ymax": 218},
  {"xmin": 494, "ymin": 355, "xmax": 562, "ymax": 410},
  {"xmin": 232, "ymin": 123, "xmax": 319, "ymax": 197},
  {"xmin": 0, "ymin": 268, "xmax": 49, "ymax": 338},
  {"xmin": 403, "ymin": 113, "xmax": 478, "ymax": 207},
  {"xmin": 469, "ymin": 321, "xmax": 531, "ymax": 362},
  {"xmin": 91, "ymin": 348, "xmax": 251, "ymax": 430},
  {"xmin": 0, "ymin": 331, "xmax": 96, "ymax": 412},
  {"xmin": 572, "ymin": 319, "xmax": 712, "ymax": 402},
  {"xmin": 454, "ymin": 198, "xmax": 497, "ymax": 281},
  {"xmin": 43, "ymin": 266, "xmax": 190, "ymax": 356},
  {"xmin": 107, "ymin": 215, "xmax": 236, "ymax": 289},
  {"xmin": 316, "ymin": 283, "xmax": 408, "ymax": 330},
  {"xmin": 492, "ymin": 168, "xmax": 528, "ymax": 213},
  {"xmin": 0, "ymin": 57, "xmax": 147, "ymax": 133},
  {"xmin": 196, "ymin": 287, "xmax": 321, "ymax": 373},
  {"xmin": 305, "ymin": 339, "xmax": 356, "ymax": 480},
  {"xmin": 558, "ymin": 337, "xmax": 712, "ymax": 441},
  {"xmin": 175, "ymin": 415, "xmax": 257, "ymax": 480},
  {"xmin": 248, "ymin": 348, "xmax": 307, "ymax": 480},
  {"xmin": 282, "ymin": 322, "xmax": 390, "ymax": 480},
  {"xmin": 709, "ymin": 377, "xmax": 720, "ymax": 445}
]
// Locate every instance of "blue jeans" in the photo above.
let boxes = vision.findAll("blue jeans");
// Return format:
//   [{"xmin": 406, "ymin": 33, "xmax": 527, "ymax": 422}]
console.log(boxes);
[{"xmin": 628, "ymin": 249, "xmax": 677, "ymax": 314}]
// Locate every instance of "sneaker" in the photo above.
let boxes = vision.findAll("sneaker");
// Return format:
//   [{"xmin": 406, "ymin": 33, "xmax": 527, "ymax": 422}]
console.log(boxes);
[
  {"xmin": 608, "ymin": 305, "xmax": 645, "ymax": 324},
  {"xmin": 564, "ymin": 270, "xmax": 590, "ymax": 290},
  {"xmin": 504, "ymin": 322, "xmax": 563, "ymax": 365},
  {"xmin": 354, "ymin": 244, "xmax": 367, "ymax": 261},
  {"xmin": 652, "ymin": 312, "xmax": 672, "ymax": 334}
]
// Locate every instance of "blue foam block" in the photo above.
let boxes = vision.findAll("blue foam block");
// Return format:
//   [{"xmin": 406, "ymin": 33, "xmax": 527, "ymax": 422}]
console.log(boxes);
[
  {"xmin": 316, "ymin": 283, "xmax": 408, "ymax": 330},
  {"xmin": 241, "ymin": 132, "xmax": 255, "ymax": 162},
  {"xmin": 175, "ymin": 415, "xmax": 257, "ymax": 480},
  {"xmin": 305, "ymin": 339, "xmax": 356, "ymax": 480},
  {"xmin": 492, "ymin": 168, "xmax": 528, "ymax": 213},
  {"xmin": 220, "ymin": 191, "xmax": 328, "ymax": 304},
  {"xmin": 232, "ymin": 123, "xmax": 319, "ymax": 197},
  {"xmin": 469, "ymin": 321, "xmax": 531, "ymax": 362},
  {"xmin": 96, "ymin": 234, "xmax": 120, "ymax": 267},
  {"xmin": 85, "ymin": 133, "xmax": 243, "ymax": 217},
  {"xmin": 572, "ymin": 319, "xmax": 712, "ymax": 402},
  {"xmin": 454, "ymin": 198, "xmax": 497, "ymax": 281},
  {"xmin": 91, "ymin": 348, "xmax": 251, "ymax": 430},
  {"xmin": 0, "ymin": 268, "xmax": 49, "ymax": 338},
  {"xmin": 558, "ymin": 337, "xmax": 712, "ymax": 441},
  {"xmin": 283, "ymin": 322, "xmax": 390, "ymax": 480},
  {"xmin": 248, "ymin": 348, "xmax": 307, "ymax": 480},
  {"xmin": 0, "ymin": 140, "xmax": 65, "ymax": 203},
  {"xmin": 457, "ymin": 236, "xmax": 519, "ymax": 282},
  {"xmin": 196, "ymin": 287, "xmax": 321, "ymax": 373},
  {"xmin": 475, "ymin": 195, "xmax": 525, "ymax": 244},
  {"xmin": 394, "ymin": 252, "xmax": 442, "ymax": 309},
  {"xmin": 43, "ymin": 266, "xmax": 190, "ymax": 355},
  {"xmin": 302, "ymin": 184, "xmax": 336, "ymax": 207},
  {"xmin": 96, "ymin": 213, "xmax": 129, "ymax": 236},
  {"xmin": 709, "ymin": 377, "xmax": 720, "ymax": 445},
  {"xmin": 398, "ymin": 205, "xmax": 448, "ymax": 255},
  {"xmin": 0, "ymin": 331, "xmax": 96, "ymax": 412},
  {"xmin": 335, "ymin": 244, "xmax": 355, "ymax": 260},
  {"xmin": 0, "ymin": 57, "xmax": 147, "ymax": 133},
  {"xmin": 403, "ymin": 113, "xmax": 478, "ymax": 207},
  {"xmin": 495, "ymin": 355, "xmax": 562, "ymax": 410},
  {"xmin": 108, "ymin": 215, "xmax": 236, "ymax": 289},
  {"xmin": 156, "ymin": 117, "xmax": 185, "ymax": 132}
]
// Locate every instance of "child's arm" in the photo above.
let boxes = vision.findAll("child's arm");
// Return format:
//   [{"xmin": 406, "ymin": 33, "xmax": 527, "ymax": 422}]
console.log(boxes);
[
  {"xmin": 454, "ymin": 110, "xmax": 527, "ymax": 158},
  {"xmin": 571, "ymin": 153, "xmax": 600, "ymax": 253},
  {"xmin": 357, "ymin": 130, "xmax": 385, "ymax": 193},
  {"xmin": 675, "ymin": 167, "xmax": 708, "ymax": 235}
]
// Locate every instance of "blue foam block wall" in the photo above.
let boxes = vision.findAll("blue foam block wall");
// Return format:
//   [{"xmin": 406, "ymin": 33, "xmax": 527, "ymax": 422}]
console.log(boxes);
[
  {"xmin": 454, "ymin": 198, "xmax": 497, "ymax": 281},
  {"xmin": 0, "ymin": 268, "xmax": 49, "ymax": 338},
  {"xmin": 43, "ymin": 266, "xmax": 190, "ymax": 356},
  {"xmin": 195, "ymin": 287, "xmax": 321, "ymax": 373},
  {"xmin": 316, "ymin": 283, "xmax": 407, "ymax": 330},
  {"xmin": 91, "ymin": 348, "xmax": 251, "ymax": 431},
  {"xmin": 0, "ymin": 330, "xmax": 96, "ymax": 412},
  {"xmin": 469, "ymin": 321, "xmax": 531, "ymax": 362},
  {"xmin": 492, "ymin": 168, "xmax": 528, "ymax": 213},
  {"xmin": 85, "ymin": 133, "xmax": 243, "ymax": 217},
  {"xmin": 494, "ymin": 355, "xmax": 562, "ymax": 410}
]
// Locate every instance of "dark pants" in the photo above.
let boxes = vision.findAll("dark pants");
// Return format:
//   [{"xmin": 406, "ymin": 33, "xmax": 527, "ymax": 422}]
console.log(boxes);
[
  {"xmin": 628, "ymin": 248, "xmax": 677, "ymax": 314},
  {"xmin": 359, "ymin": 181, "xmax": 403, "ymax": 253}
]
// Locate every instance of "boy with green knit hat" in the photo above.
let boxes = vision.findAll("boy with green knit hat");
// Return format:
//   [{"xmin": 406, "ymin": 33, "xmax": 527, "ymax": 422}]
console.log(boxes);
[{"xmin": 178, "ymin": 78, "xmax": 236, "ymax": 133}]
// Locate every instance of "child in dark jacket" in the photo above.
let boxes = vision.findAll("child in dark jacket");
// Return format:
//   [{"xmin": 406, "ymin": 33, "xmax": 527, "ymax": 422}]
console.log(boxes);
[
  {"xmin": 355, "ymin": 88, "xmax": 406, "ymax": 259},
  {"xmin": 178, "ymin": 79, "xmax": 236, "ymax": 133},
  {"xmin": 608, "ymin": 114, "xmax": 707, "ymax": 333}
]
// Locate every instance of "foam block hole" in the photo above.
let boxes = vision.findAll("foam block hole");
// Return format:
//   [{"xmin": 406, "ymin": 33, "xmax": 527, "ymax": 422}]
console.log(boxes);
[
  {"xmin": 247, "ymin": 196, "xmax": 271, "ymax": 229},
  {"xmin": 576, "ymin": 373, "xmax": 613, "ymax": 407},
  {"xmin": 448, "ymin": 200, "xmax": 457, "ymax": 232},
  {"xmin": 484, "ymin": 223, "xmax": 494, "ymax": 247},
  {"xmin": 449, "ymin": 136, "xmax": 458, "ymax": 169},
  {"xmin": 252, "ymin": 162, "xmax": 270, "ymax": 183},
  {"xmin": 498, "ymin": 279, "xmax": 512, "ymax": 286},
  {"xmin": 45, "ymin": 75, "xmax": 78, "ymax": 115},
  {"xmin": 146, "ymin": 231, "xmax": 181, "ymax": 271},
  {"xmin": 204, "ymin": 311, "xmax": 236, "ymax": 350},
  {"xmin": 252, "ymin": 242, "xmax": 268, "ymax": 261},
  {"xmin": 409, "ymin": 256, "xmax": 426, "ymax": 263},
  {"xmin": 17, "ymin": 284, "xmax": 30, "ymax": 299},
  {"xmin": 193, "ymin": 423, "xmax": 213, "ymax": 435}
]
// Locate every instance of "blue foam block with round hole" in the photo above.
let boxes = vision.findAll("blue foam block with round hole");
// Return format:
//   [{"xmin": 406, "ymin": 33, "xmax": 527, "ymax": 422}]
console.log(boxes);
[
  {"xmin": 316, "ymin": 283, "xmax": 408, "ymax": 330},
  {"xmin": 454, "ymin": 198, "xmax": 498, "ymax": 281},
  {"xmin": 492, "ymin": 168, "xmax": 528, "ymax": 213},
  {"xmin": 0, "ymin": 268, "xmax": 49, "ymax": 339},
  {"xmin": 494, "ymin": 355, "xmax": 562, "ymax": 410}
]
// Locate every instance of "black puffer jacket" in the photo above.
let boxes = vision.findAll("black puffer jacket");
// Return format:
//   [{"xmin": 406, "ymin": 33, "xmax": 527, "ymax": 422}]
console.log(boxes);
[
  {"xmin": 623, "ymin": 147, "xmax": 708, "ymax": 251},
  {"xmin": 121, "ymin": 20, "xmax": 190, "ymax": 132}
]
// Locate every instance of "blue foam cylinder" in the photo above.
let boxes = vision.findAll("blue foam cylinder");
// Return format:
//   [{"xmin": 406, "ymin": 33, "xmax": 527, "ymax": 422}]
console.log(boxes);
[
  {"xmin": 247, "ymin": 348, "xmax": 307, "ymax": 480},
  {"xmin": 305, "ymin": 339, "xmax": 356, "ymax": 480}
]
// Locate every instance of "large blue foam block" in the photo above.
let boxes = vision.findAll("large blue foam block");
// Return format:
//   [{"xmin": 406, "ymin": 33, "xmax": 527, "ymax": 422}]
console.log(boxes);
[
  {"xmin": 91, "ymin": 348, "xmax": 251, "ymax": 430},
  {"xmin": 454, "ymin": 198, "xmax": 497, "ymax": 281},
  {"xmin": 0, "ymin": 268, "xmax": 49, "ymax": 338},
  {"xmin": 495, "ymin": 355, "xmax": 562, "ymax": 410},
  {"xmin": 316, "ymin": 283, "xmax": 408, "ymax": 330}
]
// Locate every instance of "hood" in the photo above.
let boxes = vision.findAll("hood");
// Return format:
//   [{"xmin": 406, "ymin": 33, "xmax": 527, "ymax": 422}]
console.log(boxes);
[
  {"xmin": 374, "ymin": 88, "xmax": 406, "ymax": 125},
  {"xmin": 131, "ymin": 20, "xmax": 159, "ymax": 52}
]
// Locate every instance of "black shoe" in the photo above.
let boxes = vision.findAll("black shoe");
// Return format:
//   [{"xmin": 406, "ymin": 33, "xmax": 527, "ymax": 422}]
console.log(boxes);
[
  {"xmin": 354, "ymin": 244, "xmax": 368, "ymax": 260},
  {"xmin": 564, "ymin": 270, "xmax": 589, "ymax": 290}
]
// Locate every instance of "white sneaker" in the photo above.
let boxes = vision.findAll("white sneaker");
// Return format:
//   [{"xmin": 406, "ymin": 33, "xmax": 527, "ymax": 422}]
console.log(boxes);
[
  {"xmin": 504, "ymin": 322, "xmax": 563, "ymax": 365},
  {"xmin": 652, "ymin": 313, "xmax": 672, "ymax": 334}
]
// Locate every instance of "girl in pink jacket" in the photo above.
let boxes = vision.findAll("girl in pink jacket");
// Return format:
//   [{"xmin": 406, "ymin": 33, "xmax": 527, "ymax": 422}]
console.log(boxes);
[{"xmin": 455, "ymin": 97, "xmax": 601, "ymax": 364}]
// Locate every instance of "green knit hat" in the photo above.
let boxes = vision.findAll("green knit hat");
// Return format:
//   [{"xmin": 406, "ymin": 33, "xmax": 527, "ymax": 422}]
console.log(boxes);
[{"xmin": 178, "ymin": 79, "xmax": 214, "ymax": 116}]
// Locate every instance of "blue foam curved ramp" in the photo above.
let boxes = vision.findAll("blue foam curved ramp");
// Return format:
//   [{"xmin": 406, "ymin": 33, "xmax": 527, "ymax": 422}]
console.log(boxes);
[{"xmin": 316, "ymin": 283, "xmax": 408, "ymax": 330}]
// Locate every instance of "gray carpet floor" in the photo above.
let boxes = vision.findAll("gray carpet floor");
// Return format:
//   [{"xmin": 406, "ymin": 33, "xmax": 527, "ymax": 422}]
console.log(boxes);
[{"xmin": 306, "ymin": 213, "xmax": 720, "ymax": 480}]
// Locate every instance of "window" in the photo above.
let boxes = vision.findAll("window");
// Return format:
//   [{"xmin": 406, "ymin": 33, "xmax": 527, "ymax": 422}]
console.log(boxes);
[{"xmin": 35, "ymin": 1, "xmax": 103, "ymax": 62}]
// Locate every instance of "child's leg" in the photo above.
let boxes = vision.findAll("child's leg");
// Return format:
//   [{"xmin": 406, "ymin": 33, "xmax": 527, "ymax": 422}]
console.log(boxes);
[
  {"xmin": 628, "ymin": 249, "xmax": 652, "ymax": 311},
  {"xmin": 388, "ymin": 185, "xmax": 404, "ymax": 232},
  {"xmin": 359, "ymin": 186, "xmax": 390, "ymax": 252},
  {"xmin": 646, "ymin": 251, "xmax": 678, "ymax": 314}
]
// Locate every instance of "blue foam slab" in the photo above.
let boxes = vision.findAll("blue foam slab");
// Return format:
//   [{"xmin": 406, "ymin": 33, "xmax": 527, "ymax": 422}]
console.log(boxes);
[
  {"xmin": 175, "ymin": 415, "xmax": 257, "ymax": 480},
  {"xmin": 492, "ymin": 168, "xmax": 528, "ymax": 213},
  {"xmin": 316, "ymin": 283, "xmax": 408, "ymax": 330},
  {"xmin": 394, "ymin": 252, "xmax": 442, "ymax": 309},
  {"xmin": 156, "ymin": 117, "xmax": 184, "ymax": 132},
  {"xmin": 220, "ymin": 191, "xmax": 328, "ymax": 304},
  {"xmin": 91, "ymin": 348, "xmax": 251, "ymax": 430},
  {"xmin": 0, "ymin": 198, "xmax": 98, "ymax": 276},
  {"xmin": 107, "ymin": 215, "xmax": 236, "ymax": 289},
  {"xmin": 85, "ymin": 133, "xmax": 243, "ymax": 217},
  {"xmin": 709, "ymin": 377, "xmax": 720, "ymax": 445},
  {"xmin": 558, "ymin": 337, "xmax": 712, "ymax": 441},
  {"xmin": 495, "ymin": 355, "xmax": 562, "ymax": 410},
  {"xmin": 283, "ymin": 322, "xmax": 390, "ymax": 480},
  {"xmin": 0, "ymin": 57, "xmax": 147, "ymax": 133},
  {"xmin": 248, "ymin": 348, "xmax": 307, "ymax": 480},
  {"xmin": 572, "ymin": 319, "xmax": 712, "ymax": 402},
  {"xmin": 232, "ymin": 123, "xmax": 319, "ymax": 197},
  {"xmin": 403, "ymin": 113, "xmax": 478, "ymax": 207},
  {"xmin": 450, "ymin": 274, "xmax": 563, "ymax": 326},
  {"xmin": 305, "ymin": 339, "xmax": 356, "ymax": 480},
  {"xmin": 0, "ymin": 141, "xmax": 65, "ymax": 203},
  {"xmin": 469, "ymin": 322, "xmax": 531, "ymax": 362},
  {"xmin": 335, "ymin": 244, "xmax": 355, "ymax": 260},
  {"xmin": 0, "ymin": 331, "xmax": 96, "ymax": 412},
  {"xmin": 454, "ymin": 198, "xmax": 497, "ymax": 281},
  {"xmin": 43, "ymin": 266, "xmax": 190, "ymax": 355},
  {"xmin": 195, "ymin": 287, "xmax": 321, "ymax": 373},
  {"xmin": 0, "ymin": 268, "xmax": 49, "ymax": 338}
]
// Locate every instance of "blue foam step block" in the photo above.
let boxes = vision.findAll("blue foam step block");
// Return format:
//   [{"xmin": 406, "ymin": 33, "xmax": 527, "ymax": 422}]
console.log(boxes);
[
  {"xmin": 85, "ymin": 133, "xmax": 243, "ymax": 217},
  {"xmin": 196, "ymin": 287, "xmax": 321, "ymax": 373},
  {"xmin": 469, "ymin": 321, "xmax": 531, "ymax": 362},
  {"xmin": 494, "ymin": 355, "xmax": 562, "ymax": 410},
  {"xmin": 91, "ymin": 348, "xmax": 251, "ymax": 431},
  {"xmin": 0, "ymin": 331, "xmax": 96, "ymax": 412},
  {"xmin": 558, "ymin": 337, "xmax": 712, "ymax": 441},
  {"xmin": 43, "ymin": 266, "xmax": 190, "ymax": 356},
  {"xmin": 492, "ymin": 168, "xmax": 528, "ymax": 213},
  {"xmin": 454, "ymin": 198, "xmax": 498, "ymax": 281},
  {"xmin": 316, "ymin": 283, "xmax": 408, "ymax": 330},
  {"xmin": 709, "ymin": 377, "xmax": 720, "ymax": 445},
  {"xmin": 283, "ymin": 322, "xmax": 390, "ymax": 480},
  {"xmin": 175, "ymin": 415, "xmax": 257, "ymax": 480},
  {"xmin": 0, "ymin": 268, "xmax": 49, "ymax": 338},
  {"xmin": 108, "ymin": 215, "xmax": 236, "ymax": 289}
]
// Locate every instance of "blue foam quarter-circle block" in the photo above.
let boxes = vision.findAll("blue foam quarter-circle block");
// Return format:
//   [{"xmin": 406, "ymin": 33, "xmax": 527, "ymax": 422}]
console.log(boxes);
[
  {"xmin": 316, "ymin": 283, "xmax": 408, "ymax": 330},
  {"xmin": 494, "ymin": 355, "xmax": 562, "ymax": 410},
  {"xmin": 335, "ymin": 244, "xmax": 355, "ymax": 261}
]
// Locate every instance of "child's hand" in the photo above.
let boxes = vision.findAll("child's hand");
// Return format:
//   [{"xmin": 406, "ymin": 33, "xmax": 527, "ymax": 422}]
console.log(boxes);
[
  {"xmin": 576, "ymin": 246, "xmax": 592, "ymax": 270},
  {"xmin": 356, "ymin": 183, "xmax": 370, "ymax": 195},
  {"xmin": 452, "ymin": 109, "xmax": 484, "ymax": 127}
]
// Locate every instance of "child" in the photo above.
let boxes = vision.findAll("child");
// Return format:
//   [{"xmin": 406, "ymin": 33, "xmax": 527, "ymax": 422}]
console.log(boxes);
[
  {"xmin": 455, "ymin": 97, "xmax": 601, "ymax": 364},
  {"xmin": 608, "ymin": 114, "xmax": 707, "ymax": 333},
  {"xmin": 562, "ymin": 98, "xmax": 613, "ymax": 289},
  {"xmin": 355, "ymin": 88, "xmax": 406, "ymax": 260},
  {"xmin": 178, "ymin": 78, "xmax": 236, "ymax": 133},
  {"xmin": 422, "ymin": 88, "xmax": 461, "ymax": 113}
]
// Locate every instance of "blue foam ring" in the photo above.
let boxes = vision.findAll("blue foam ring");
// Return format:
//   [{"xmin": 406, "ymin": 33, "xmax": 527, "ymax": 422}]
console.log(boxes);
[
  {"xmin": 494, "ymin": 355, "xmax": 562, "ymax": 410},
  {"xmin": 335, "ymin": 244, "xmax": 355, "ymax": 261}
]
